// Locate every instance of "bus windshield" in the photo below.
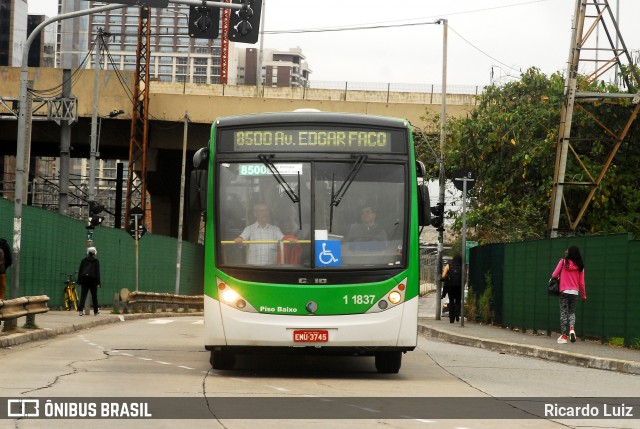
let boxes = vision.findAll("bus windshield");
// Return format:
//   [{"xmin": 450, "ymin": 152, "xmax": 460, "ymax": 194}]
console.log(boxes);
[{"xmin": 217, "ymin": 161, "xmax": 406, "ymax": 269}]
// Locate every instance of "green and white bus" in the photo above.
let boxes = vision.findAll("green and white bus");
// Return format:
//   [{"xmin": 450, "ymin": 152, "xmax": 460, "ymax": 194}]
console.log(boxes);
[{"xmin": 191, "ymin": 111, "xmax": 430, "ymax": 373}]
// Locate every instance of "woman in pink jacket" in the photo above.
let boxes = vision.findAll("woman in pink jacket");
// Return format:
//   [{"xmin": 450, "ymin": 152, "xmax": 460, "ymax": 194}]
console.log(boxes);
[{"xmin": 552, "ymin": 245, "xmax": 587, "ymax": 344}]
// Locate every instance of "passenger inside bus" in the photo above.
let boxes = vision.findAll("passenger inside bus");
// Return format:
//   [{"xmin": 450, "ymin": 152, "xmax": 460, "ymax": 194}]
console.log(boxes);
[
  {"xmin": 344, "ymin": 206, "xmax": 388, "ymax": 252},
  {"xmin": 234, "ymin": 203, "xmax": 291, "ymax": 265}
]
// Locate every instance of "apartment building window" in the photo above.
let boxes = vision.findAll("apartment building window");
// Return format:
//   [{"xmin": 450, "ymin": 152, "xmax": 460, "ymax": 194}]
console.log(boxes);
[
  {"xmin": 176, "ymin": 66, "xmax": 187, "ymax": 75},
  {"xmin": 159, "ymin": 46, "xmax": 173, "ymax": 52},
  {"xmin": 177, "ymin": 57, "xmax": 187, "ymax": 65},
  {"xmin": 109, "ymin": 25, "xmax": 122, "ymax": 34},
  {"xmin": 159, "ymin": 56, "xmax": 172, "ymax": 64},
  {"xmin": 159, "ymin": 75, "xmax": 172, "ymax": 82},
  {"xmin": 194, "ymin": 58, "xmax": 207, "ymax": 65},
  {"xmin": 195, "ymin": 66, "xmax": 207, "ymax": 75},
  {"xmin": 159, "ymin": 65, "xmax": 172, "ymax": 74},
  {"xmin": 195, "ymin": 76, "xmax": 207, "ymax": 84},
  {"xmin": 158, "ymin": 36, "xmax": 173, "ymax": 46}
]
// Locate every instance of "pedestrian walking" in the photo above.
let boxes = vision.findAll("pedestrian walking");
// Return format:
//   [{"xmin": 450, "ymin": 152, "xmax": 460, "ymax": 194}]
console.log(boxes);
[
  {"xmin": 552, "ymin": 245, "xmax": 586, "ymax": 344},
  {"xmin": 442, "ymin": 254, "xmax": 463, "ymax": 323},
  {"xmin": 77, "ymin": 247, "xmax": 101, "ymax": 316}
]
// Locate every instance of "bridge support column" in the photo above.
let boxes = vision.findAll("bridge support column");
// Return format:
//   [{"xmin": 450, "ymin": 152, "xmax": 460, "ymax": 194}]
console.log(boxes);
[{"xmin": 146, "ymin": 149, "xmax": 200, "ymax": 242}]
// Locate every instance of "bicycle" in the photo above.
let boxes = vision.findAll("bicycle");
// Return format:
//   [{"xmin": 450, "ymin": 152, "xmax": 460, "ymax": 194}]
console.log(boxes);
[{"xmin": 62, "ymin": 273, "xmax": 79, "ymax": 311}]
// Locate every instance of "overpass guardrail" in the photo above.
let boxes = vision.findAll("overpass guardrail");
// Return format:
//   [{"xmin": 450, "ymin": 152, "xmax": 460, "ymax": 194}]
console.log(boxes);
[
  {"xmin": 0, "ymin": 295, "xmax": 50, "ymax": 330},
  {"xmin": 120, "ymin": 289, "xmax": 203, "ymax": 313}
]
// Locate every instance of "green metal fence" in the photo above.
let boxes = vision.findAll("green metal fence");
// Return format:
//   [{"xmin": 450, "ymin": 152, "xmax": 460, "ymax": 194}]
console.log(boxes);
[
  {"xmin": 1, "ymin": 198, "xmax": 204, "ymax": 308},
  {"xmin": 468, "ymin": 233, "xmax": 640, "ymax": 347}
]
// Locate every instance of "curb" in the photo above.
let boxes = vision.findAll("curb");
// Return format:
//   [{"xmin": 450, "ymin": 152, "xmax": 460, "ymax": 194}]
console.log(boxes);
[
  {"xmin": 0, "ymin": 311, "xmax": 203, "ymax": 349},
  {"xmin": 417, "ymin": 324, "xmax": 640, "ymax": 376}
]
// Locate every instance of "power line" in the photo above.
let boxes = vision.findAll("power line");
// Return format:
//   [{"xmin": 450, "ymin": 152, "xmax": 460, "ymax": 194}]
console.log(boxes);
[
  {"xmin": 447, "ymin": 24, "xmax": 522, "ymax": 74},
  {"xmin": 263, "ymin": 0, "xmax": 551, "ymax": 35}
]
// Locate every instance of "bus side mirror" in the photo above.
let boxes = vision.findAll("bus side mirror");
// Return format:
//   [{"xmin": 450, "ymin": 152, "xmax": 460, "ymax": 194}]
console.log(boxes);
[
  {"xmin": 189, "ymin": 169, "xmax": 207, "ymax": 211},
  {"xmin": 418, "ymin": 182, "xmax": 431, "ymax": 226},
  {"xmin": 416, "ymin": 160, "xmax": 426, "ymax": 178}
]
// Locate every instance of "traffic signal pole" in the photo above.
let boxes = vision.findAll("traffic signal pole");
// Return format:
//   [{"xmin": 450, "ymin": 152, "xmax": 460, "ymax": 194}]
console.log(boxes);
[
  {"xmin": 8, "ymin": 4, "xmax": 125, "ymax": 330},
  {"xmin": 435, "ymin": 19, "xmax": 447, "ymax": 321}
]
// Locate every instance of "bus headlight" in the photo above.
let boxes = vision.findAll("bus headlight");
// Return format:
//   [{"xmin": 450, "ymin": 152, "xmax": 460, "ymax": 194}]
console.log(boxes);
[
  {"xmin": 215, "ymin": 277, "xmax": 258, "ymax": 312},
  {"xmin": 222, "ymin": 289, "xmax": 239, "ymax": 303},
  {"xmin": 388, "ymin": 291, "xmax": 402, "ymax": 304}
]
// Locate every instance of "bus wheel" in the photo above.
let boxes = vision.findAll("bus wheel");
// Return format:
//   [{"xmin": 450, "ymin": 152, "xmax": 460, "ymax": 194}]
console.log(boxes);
[
  {"xmin": 375, "ymin": 351, "xmax": 402, "ymax": 374},
  {"xmin": 210, "ymin": 349, "xmax": 236, "ymax": 370}
]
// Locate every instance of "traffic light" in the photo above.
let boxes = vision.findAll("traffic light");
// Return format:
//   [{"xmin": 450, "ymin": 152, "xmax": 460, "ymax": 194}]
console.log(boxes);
[
  {"xmin": 228, "ymin": 0, "xmax": 263, "ymax": 44},
  {"xmin": 188, "ymin": 5, "xmax": 220, "ymax": 39},
  {"xmin": 87, "ymin": 202, "xmax": 105, "ymax": 229},
  {"xmin": 430, "ymin": 202, "xmax": 445, "ymax": 232}
]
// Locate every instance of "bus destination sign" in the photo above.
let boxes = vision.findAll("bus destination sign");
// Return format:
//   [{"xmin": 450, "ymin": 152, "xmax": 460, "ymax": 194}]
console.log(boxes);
[{"xmin": 225, "ymin": 129, "xmax": 399, "ymax": 153}]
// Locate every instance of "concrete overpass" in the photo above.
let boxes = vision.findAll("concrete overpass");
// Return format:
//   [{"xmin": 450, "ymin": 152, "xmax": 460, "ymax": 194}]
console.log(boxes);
[{"xmin": 0, "ymin": 66, "xmax": 477, "ymax": 240}]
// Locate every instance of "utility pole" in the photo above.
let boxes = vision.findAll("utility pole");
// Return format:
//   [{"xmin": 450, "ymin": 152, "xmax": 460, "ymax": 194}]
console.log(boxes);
[
  {"xmin": 256, "ymin": 0, "xmax": 266, "ymax": 96},
  {"xmin": 176, "ymin": 112, "xmax": 189, "ymax": 295},
  {"xmin": 435, "ymin": 18, "xmax": 447, "ymax": 320},
  {"xmin": 88, "ymin": 30, "xmax": 105, "ymax": 207}
]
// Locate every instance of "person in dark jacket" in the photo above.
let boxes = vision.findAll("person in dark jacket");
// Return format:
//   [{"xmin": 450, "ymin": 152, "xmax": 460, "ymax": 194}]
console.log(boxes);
[
  {"xmin": 0, "ymin": 237, "xmax": 12, "ymax": 300},
  {"xmin": 77, "ymin": 247, "xmax": 101, "ymax": 316},
  {"xmin": 442, "ymin": 254, "xmax": 463, "ymax": 323},
  {"xmin": 552, "ymin": 245, "xmax": 586, "ymax": 344}
]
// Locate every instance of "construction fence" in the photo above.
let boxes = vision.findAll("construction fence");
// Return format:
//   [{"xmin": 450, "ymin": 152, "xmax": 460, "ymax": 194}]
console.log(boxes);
[
  {"xmin": 0, "ymin": 198, "xmax": 204, "ymax": 309},
  {"xmin": 468, "ymin": 233, "xmax": 640, "ymax": 347}
]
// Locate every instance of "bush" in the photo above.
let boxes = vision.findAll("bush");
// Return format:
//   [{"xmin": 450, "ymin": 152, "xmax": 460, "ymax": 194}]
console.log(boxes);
[
  {"xmin": 465, "ymin": 286, "xmax": 477, "ymax": 322},
  {"xmin": 479, "ymin": 286, "xmax": 493, "ymax": 324}
]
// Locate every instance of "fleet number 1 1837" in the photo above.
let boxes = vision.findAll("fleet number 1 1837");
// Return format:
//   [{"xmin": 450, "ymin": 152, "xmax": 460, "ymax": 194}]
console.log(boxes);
[{"xmin": 343, "ymin": 295, "xmax": 376, "ymax": 305}]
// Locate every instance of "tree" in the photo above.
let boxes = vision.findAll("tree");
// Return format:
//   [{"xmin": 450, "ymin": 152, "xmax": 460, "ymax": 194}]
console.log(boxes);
[{"xmin": 418, "ymin": 67, "xmax": 640, "ymax": 243}]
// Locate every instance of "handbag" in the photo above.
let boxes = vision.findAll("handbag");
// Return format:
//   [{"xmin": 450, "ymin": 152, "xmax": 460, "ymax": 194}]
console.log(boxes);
[
  {"xmin": 548, "ymin": 277, "xmax": 560, "ymax": 296},
  {"xmin": 547, "ymin": 260, "xmax": 564, "ymax": 296}
]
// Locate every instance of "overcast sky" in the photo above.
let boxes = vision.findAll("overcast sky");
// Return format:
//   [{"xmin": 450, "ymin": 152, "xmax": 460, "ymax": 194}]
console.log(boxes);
[{"xmin": 27, "ymin": 0, "xmax": 640, "ymax": 87}]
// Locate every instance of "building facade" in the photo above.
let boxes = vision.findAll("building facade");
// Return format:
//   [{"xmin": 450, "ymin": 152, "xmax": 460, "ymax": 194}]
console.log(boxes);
[
  {"xmin": 84, "ymin": 3, "xmax": 223, "ymax": 85},
  {"xmin": 237, "ymin": 46, "xmax": 311, "ymax": 88},
  {"xmin": 0, "ymin": 0, "xmax": 27, "ymax": 66},
  {"xmin": 27, "ymin": 14, "xmax": 56, "ymax": 67}
]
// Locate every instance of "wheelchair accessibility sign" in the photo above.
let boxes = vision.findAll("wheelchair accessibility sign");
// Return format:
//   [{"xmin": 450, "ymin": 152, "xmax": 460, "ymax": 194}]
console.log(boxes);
[{"xmin": 315, "ymin": 240, "xmax": 341, "ymax": 267}]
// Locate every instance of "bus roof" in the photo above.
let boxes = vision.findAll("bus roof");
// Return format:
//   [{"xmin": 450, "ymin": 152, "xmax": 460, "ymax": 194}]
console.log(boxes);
[{"xmin": 215, "ymin": 111, "xmax": 409, "ymax": 130}]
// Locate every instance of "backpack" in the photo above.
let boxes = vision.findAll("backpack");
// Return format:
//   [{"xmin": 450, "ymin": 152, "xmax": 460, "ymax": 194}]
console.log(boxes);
[
  {"xmin": 81, "ymin": 260, "xmax": 96, "ymax": 279},
  {"xmin": 445, "ymin": 263, "xmax": 462, "ymax": 290},
  {"xmin": 0, "ymin": 247, "xmax": 5, "ymax": 274}
]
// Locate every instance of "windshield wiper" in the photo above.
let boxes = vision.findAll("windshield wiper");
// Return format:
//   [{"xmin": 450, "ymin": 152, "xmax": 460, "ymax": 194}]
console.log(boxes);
[
  {"xmin": 329, "ymin": 155, "xmax": 367, "ymax": 232},
  {"xmin": 258, "ymin": 154, "xmax": 302, "ymax": 230}
]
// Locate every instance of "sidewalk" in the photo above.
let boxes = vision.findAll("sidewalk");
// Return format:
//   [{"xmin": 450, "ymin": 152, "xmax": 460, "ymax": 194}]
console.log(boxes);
[
  {"xmin": 0, "ymin": 310, "xmax": 201, "ymax": 348},
  {"xmin": 418, "ymin": 296, "xmax": 640, "ymax": 375},
  {"xmin": 2, "ymin": 301, "xmax": 639, "ymax": 376}
]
